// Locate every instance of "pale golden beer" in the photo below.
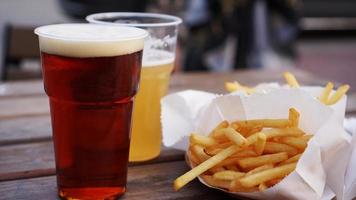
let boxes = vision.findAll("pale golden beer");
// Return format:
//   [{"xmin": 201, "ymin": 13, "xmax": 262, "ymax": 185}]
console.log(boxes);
[
  {"xmin": 130, "ymin": 50, "xmax": 174, "ymax": 161},
  {"xmin": 87, "ymin": 12, "xmax": 182, "ymax": 161}
]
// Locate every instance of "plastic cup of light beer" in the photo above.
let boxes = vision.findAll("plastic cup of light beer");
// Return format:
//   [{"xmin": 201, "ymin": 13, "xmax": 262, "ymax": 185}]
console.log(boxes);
[
  {"xmin": 87, "ymin": 13, "xmax": 182, "ymax": 161},
  {"xmin": 35, "ymin": 24, "xmax": 147, "ymax": 199}
]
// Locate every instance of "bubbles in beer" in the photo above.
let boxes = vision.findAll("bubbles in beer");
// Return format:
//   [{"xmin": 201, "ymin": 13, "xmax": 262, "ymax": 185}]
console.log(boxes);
[{"xmin": 142, "ymin": 49, "xmax": 174, "ymax": 68}]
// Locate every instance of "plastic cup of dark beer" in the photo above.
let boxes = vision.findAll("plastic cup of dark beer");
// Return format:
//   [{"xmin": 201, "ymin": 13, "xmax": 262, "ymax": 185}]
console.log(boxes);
[{"xmin": 34, "ymin": 24, "xmax": 147, "ymax": 199}]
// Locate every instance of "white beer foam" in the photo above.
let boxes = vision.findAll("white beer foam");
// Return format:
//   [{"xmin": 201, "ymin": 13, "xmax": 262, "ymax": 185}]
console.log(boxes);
[
  {"xmin": 35, "ymin": 24, "xmax": 147, "ymax": 58},
  {"xmin": 142, "ymin": 50, "xmax": 174, "ymax": 67}
]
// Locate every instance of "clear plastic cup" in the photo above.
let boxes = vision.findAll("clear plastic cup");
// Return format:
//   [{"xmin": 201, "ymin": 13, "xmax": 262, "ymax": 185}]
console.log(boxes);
[
  {"xmin": 87, "ymin": 12, "xmax": 182, "ymax": 161},
  {"xmin": 35, "ymin": 23, "xmax": 147, "ymax": 199}
]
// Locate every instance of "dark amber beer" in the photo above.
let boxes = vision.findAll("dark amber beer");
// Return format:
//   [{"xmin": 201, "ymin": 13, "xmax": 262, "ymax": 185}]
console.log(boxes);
[{"xmin": 35, "ymin": 24, "xmax": 147, "ymax": 199}]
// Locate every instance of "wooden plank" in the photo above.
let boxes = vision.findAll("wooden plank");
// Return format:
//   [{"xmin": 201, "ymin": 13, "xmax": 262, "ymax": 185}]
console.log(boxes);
[
  {"xmin": 169, "ymin": 68, "xmax": 325, "ymax": 94},
  {"xmin": 0, "ymin": 68, "xmax": 319, "ymax": 98},
  {"xmin": 347, "ymin": 93, "xmax": 356, "ymax": 115},
  {"xmin": 1, "ymin": 109, "xmax": 352, "ymax": 146},
  {"xmin": 3, "ymin": 93, "xmax": 353, "ymax": 122},
  {"xmin": 0, "ymin": 80, "xmax": 44, "ymax": 98},
  {"xmin": 0, "ymin": 69, "xmax": 331, "ymax": 119},
  {"xmin": 0, "ymin": 71, "xmax": 354, "ymax": 145},
  {"xmin": 0, "ymin": 141, "xmax": 184, "ymax": 181},
  {"xmin": 0, "ymin": 96, "xmax": 49, "ymax": 119},
  {"xmin": 0, "ymin": 161, "xmax": 238, "ymax": 200},
  {"xmin": 0, "ymin": 142, "xmax": 54, "ymax": 181},
  {"xmin": 0, "ymin": 115, "xmax": 51, "ymax": 145}
]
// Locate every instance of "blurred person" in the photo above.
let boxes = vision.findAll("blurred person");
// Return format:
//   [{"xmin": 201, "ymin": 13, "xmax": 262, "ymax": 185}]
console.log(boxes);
[
  {"xmin": 58, "ymin": 0, "xmax": 148, "ymax": 20},
  {"xmin": 58, "ymin": 0, "xmax": 300, "ymax": 71},
  {"xmin": 183, "ymin": 0, "xmax": 300, "ymax": 71}
]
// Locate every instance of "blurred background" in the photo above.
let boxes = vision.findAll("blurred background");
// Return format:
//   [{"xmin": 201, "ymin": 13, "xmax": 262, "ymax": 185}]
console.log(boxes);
[{"xmin": 0, "ymin": 0, "xmax": 355, "ymax": 91}]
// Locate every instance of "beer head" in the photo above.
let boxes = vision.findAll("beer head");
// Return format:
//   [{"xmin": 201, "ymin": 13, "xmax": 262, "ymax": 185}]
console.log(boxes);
[
  {"xmin": 35, "ymin": 23, "xmax": 147, "ymax": 58},
  {"xmin": 142, "ymin": 49, "xmax": 174, "ymax": 68}
]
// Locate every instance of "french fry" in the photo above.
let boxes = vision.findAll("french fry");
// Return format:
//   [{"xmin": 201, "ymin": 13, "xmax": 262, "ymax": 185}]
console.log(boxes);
[
  {"xmin": 265, "ymin": 178, "xmax": 282, "ymax": 187},
  {"xmin": 210, "ymin": 120, "xmax": 229, "ymax": 137},
  {"xmin": 301, "ymin": 134, "xmax": 313, "ymax": 142},
  {"xmin": 225, "ymin": 81, "xmax": 255, "ymax": 94},
  {"xmin": 206, "ymin": 142, "xmax": 233, "ymax": 150},
  {"xmin": 270, "ymin": 137, "xmax": 281, "ymax": 142},
  {"xmin": 230, "ymin": 123, "xmax": 239, "ymax": 130},
  {"xmin": 205, "ymin": 147, "xmax": 223, "ymax": 156},
  {"xmin": 326, "ymin": 84, "xmax": 350, "ymax": 105},
  {"xmin": 255, "ymin": 133, "xmax": 267, "ymax": 155},
  {"xmin": 232, "ymin": 119, "xmax": 291, "ymax": 129},
  {"xmin": 263, "ymin": 142, "xmax": 298, "ymax": 156},
  {"xmin": 279, "ymin": 137, "xmax": 307, "ymax": 149},
  {"xmin": 205, "ymin": 142, "xmax": 235, "ymax": 156},
  {"xmin": 191, "ymin": 145, "xmax": 211, "ymax": 162},
  {"xmin": 176, "ymin": 108, "xmax": 310, "ymax": 192},
  {"xmin": 209, "ymin": 166, "xmax": 226, "ymax": 174},
  {"xmin": 213, "ymin": 170, "xmax": 245, "ymax": 181},
  {"xmin": 258, "ymin": 183, "xmax": 268, "ymax": 191},
  {"xmin": 202, "ymin": 175, "xmax": 231, "ymax": 190},
  {"xmin": 191, "ymin": 145, "xmax": 226, "ymax": 173},
  {"xmin": 245, "ymin": 164, "xmax": 274, "ymax": 176},
  {"xmin": 319, "ymin": 82, "xmax": 334, "ymax": 104},
  {"xmin": 247, "ymin": 125, "xmax": 264, "ymax": 137},
  {"xmin": 216, "ymin": 149, "xmax": 258, "ymax": 167},
  {"xmin": 190, "ymin": 133, "xmax": 217, "ymax": 147},
  {"xmin": 215, "ymin": 157, "xmax": 242, "ymax": 168},
  {"xmin": 279, "ymin": 153, "xmax": 301, "ymax": 165},
  {"xmin": 230, "ymin": 180, "xmax": 259, "ymax": 192},
  {"xmin": 243, "ymin": 87, "xmax": 256, "ymax": 95},
  {"xmin": 288, "ymin": 108, "xmax": 300, "ymax": 127},
  {"xmin": 239, "ymin": 163, "xmax": 296, "ymax": 188},
  {"xmin": 230, "ymin": 149, "xmax": 258, "ymax": 158},
  {"xmin": 234, "ymin": 125, "xmax": 263, "ymax": 137},
  {"xmin": 220, "ymin": 128, "xmax": 247, "ymax": 146},
  {"xmin": 174, "ymin": 145, "xmax": 239, "ymax": 191},
  {"xmin": 226, "ymin": 165, "xmax": 239, "ymax": 171},
  {"xmin": 245, "ymin": 132, "xmax": 263, "ymax": 146},
  {"xmin": 263, "ymin": 127, "xmax": 305, "ymax": 139},
  {"xmin": 234, "ymin": 126, "xmax": 252, "ymax": 137},
  {"xmin": 188, "ymin": 149, "xmax": 201, "ymax": 166},
  {"xmin": 225, "ymin": 82, "xmax": 239, "ymax": 93},
  {"xmin": 238, "ymin": 152, "xmax": 288, "ymax": 169},
  {"xmin": 211, "ymin": 129, "xmax": 226, "ymax": 139},
  {"xmin": 283, "ymin": 72, "xmax": 300, "ymax": 88}
]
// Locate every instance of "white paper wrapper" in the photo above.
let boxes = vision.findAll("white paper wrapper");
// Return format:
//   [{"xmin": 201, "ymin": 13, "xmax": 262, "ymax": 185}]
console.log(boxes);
[
  {"xmin": 251, "ymin": 83, "xmax": 347, "ymax": 123},
  {"xmin": 344, "ymin": 118, "xmax": 356, "ymax": 200},
  {"xmin": 161, "ymin": 88, "xmax": 351, "ymax": 200}
]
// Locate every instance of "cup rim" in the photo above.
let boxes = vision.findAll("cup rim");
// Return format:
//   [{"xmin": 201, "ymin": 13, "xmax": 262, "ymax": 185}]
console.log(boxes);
[
  {"xmin": 34, "ymin": 23, "xmax": 148, "ymax": 42},
  {"xmin": 86, "ymin": 12, "xmax": 182, "ymax": 28}
]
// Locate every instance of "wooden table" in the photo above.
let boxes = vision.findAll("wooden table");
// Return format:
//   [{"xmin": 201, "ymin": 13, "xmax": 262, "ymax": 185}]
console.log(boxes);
[{"xmin": 0, "ymin": 68, "xmax": 355, "ymax": 200}]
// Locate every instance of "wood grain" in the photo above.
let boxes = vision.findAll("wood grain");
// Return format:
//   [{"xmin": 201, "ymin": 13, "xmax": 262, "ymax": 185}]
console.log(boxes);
[
  {"xmin": 0, "ymin": 115, "xmax": 51, "ymax": 145},
  {"xmin": 170, "ymin": 68, "xmax": 325, "ymax": 94},
  {"xmin": 0, "ymin": 80, "xmax": 43, "ymax": 99},
  {"xmin": 0, "ymin": 69, "xmax": 354, "ymax": 200},
  {"xmin": 347, "ymin": 93, "xmax": 356, "ymax": 115},
  {"xmin": 0, "ymin": 141, "xmax": 184, "ymax": 181},
  {"xmin": 0, "ymin": 96, "xmax": 49, "ymax": 119},
  {"xmin": 0, "ymin": 161, "xmax": 238, "ymax": 200},
  {"xmin": 0, "ymin": 69, "xmax": 355, "ymax": 146},
  {"xmin": 0, "ymin": 68, "xmax": 319, "ymax": 99},
  {"xmin": 0, "ymin": 69, "xmax": 355, "ymax": 122},
  {"xmin": 0, "ymin": 142, "xmax": 54, "ymax": 181}
]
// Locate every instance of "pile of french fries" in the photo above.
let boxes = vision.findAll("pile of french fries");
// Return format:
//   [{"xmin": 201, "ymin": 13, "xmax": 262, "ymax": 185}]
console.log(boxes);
[
  {"xmin": 225, "ymin": 72, "xmax": 349, "ymax": 106},
  {"xmin": 174, "ymin": 108, "xmax": 313, "ymax": 192}
]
